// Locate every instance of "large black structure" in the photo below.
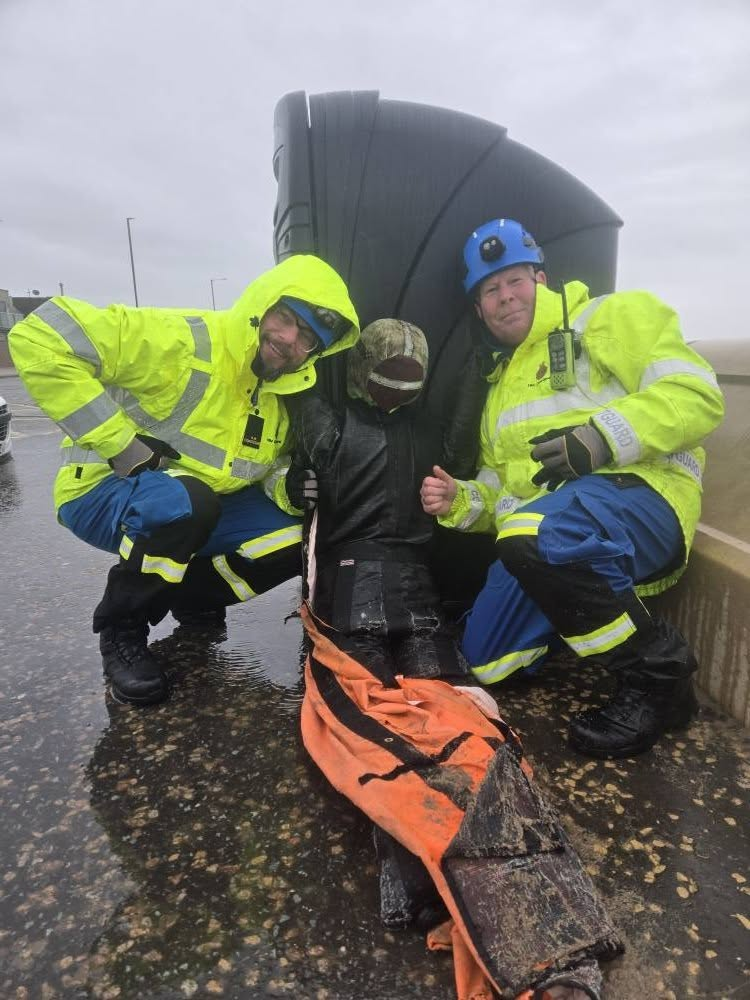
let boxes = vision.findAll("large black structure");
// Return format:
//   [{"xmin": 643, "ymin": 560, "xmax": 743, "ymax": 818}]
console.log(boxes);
[
  {"xmin": 272, "ymin": 89, "xmax": 621, "ymax": 410},
  {"xmin": 271, "ymin": 90, "xmax": 623, "ymax": 601}
]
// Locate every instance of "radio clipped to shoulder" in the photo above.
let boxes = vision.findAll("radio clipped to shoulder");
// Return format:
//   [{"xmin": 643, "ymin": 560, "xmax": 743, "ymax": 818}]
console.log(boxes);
[{"xmin": 547, "ymin": 284, "xmax": 581, "ymax": 390}]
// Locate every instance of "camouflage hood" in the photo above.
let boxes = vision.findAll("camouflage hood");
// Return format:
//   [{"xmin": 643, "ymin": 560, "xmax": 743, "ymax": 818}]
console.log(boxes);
[{"xmin": 347, "ymin": 319, "xmax": 428, "ymax": 409}]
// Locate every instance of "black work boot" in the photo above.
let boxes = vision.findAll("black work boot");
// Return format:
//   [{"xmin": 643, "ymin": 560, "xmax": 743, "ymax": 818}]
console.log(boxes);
[
  {"xmin": 568, "ymin": 677, "xmax": 698, "ymax": 759},
  {"xmin": 100, "ymin": 618, "xmax": 169, "ymax": 706}
]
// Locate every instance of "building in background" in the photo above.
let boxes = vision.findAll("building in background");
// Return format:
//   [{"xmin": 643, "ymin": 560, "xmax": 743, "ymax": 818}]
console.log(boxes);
[
  {"xmin": 0, "ymin": 290, "xmax": 49, "ymax": 367},
  {"xmin": 8, "ymin": 293, "xmax": 50, "ymax": 320},
  {"xmin": 0, "ymin": 290, "xmax": 23, "ymax": 335}
]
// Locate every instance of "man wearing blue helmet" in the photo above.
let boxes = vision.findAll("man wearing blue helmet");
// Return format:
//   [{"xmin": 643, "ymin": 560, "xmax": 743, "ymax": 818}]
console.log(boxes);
[
  {"xmin": 9, "ymin": 255, "xmax": 359, "ymax": 707},
  {"xmin": 420, "ymin": 218, "xmax": 725, "ymax": 758}
]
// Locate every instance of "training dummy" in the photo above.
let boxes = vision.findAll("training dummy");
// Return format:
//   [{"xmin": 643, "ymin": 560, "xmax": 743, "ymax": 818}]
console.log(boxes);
[{"xmin": 286, "ymin": 319, "xmax": 622, "ymax": 999}]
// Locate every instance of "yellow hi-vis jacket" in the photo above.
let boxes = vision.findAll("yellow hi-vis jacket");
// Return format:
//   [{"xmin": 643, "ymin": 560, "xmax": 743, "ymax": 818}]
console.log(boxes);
[
  {"xmin": 9, "ymin": 255, "xmax": 359, "ymax": 514},
  {"xmin": 440, "ymin": 282, "xmax": 725, "ymax": 596}
]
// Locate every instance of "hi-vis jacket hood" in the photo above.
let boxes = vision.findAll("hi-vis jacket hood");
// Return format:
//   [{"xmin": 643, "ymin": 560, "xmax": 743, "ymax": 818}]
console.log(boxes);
[
  {"xmin": 228, "ymin": 254, "xmax": 358, "ymax": 363},
  {"xmin": 9, "ymin": 254, "xmax": 359, "ymax": 511},
  {"xmin": 442, "ymin": 281, "xmax": 725, "ymax": 596}
]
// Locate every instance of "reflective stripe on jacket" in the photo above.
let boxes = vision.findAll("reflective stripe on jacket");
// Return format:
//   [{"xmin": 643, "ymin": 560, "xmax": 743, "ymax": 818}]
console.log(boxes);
[
  {"xmin": 8, "ymin": 255, "xmax": 359, "ymax": 511},
  {"xmin": 441, "ymin": 282, "xmax": 725, "ymax": 595}
]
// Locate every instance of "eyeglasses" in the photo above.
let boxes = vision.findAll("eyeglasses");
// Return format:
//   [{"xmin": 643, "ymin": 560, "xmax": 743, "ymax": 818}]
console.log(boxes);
[
  {"xmin": 272, "ymin": 305, "xmax": 323, "ymax": 353},
  {"xmin": 295, "ymin": 322, "xmax": 322, "ymax": 354}
]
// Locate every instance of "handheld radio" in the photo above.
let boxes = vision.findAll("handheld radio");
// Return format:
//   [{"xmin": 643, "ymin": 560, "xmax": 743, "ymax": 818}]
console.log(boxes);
[{"xmin": 547, "ymin": 284, "xmax": 577, "ymax": 390}]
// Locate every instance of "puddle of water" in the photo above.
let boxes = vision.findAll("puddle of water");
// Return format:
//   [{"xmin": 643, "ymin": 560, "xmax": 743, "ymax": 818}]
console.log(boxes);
[
  {"xmin": 4, "ymin": 425, "xmax": 749, "ymax": 999},
  {"xmin": 2, "ymin": 571, "xmax": 455, "ymax": 999}
]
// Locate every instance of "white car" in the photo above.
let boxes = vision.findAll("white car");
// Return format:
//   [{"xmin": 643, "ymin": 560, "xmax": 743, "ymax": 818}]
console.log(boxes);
[{"xmin": 0, "ymin": 394, "xmax": 12, "ymax": 462}]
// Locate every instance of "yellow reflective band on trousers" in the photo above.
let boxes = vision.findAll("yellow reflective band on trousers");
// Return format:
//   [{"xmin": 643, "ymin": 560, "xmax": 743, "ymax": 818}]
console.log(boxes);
[
  {"xmin": 471, "ymin": 644, "xmax": 549, "ymax": 685},
  {"xmin": 120, "ymin": 536, "xmax": 133, "ymax": 559},
  {"xmin": 118, "ymin": 535, "xmax": 188, "ymax": 584},
  {"xmin": 562, "ymin": 611, "xmax": 637, "ymax": 657},
  {"xmin": 238, "ymin": 524, "xmax": 302, "ymax": 560},
  {"xmin": 212, "ymin": 554, "xmax": 256, "ymax": 602},
  {"xmin": 496, "ymin": 511, "xmax": 543, "ymax": 540}
]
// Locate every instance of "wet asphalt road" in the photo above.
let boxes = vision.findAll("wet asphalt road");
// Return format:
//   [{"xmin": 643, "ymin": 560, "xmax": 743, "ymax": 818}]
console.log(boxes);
[{"xmin": 1, "ymin": 372, "xmax": 748, "ymax": 1000}]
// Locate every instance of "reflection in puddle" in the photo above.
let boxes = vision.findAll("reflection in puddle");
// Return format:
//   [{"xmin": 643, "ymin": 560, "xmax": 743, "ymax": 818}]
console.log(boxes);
[
  {"xmin": 6, "ymin": 398, "xmax": 749, "ymax": 997},
  {"xmin": 73, "ymin": 582, "xmax": 450, "ymax": 998}
]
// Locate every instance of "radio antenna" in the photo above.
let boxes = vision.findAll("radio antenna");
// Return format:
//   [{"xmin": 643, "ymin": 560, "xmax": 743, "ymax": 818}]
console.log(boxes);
[{"xmin": 560, "ymin": 282, "xmax": 570, "ymax": 331}]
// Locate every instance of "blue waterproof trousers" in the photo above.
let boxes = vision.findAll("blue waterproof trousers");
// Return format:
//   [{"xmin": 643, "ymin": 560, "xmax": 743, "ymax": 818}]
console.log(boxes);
[
  {"xmin": 59, "ymin": 470, "xmax": 302, "ymax": 629},
  {"xmin": 461, "ymin": 474, "xmax": 684, "ymax": 685}
]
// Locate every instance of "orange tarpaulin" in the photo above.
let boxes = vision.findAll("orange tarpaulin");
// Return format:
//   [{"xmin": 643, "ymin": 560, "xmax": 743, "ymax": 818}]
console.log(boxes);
[{"xmin": 300, "ymin": 605, "xmax": 620, "ymax": 999}]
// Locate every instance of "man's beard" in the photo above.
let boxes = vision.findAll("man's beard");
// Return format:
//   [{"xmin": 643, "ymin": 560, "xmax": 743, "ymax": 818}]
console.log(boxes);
[{"xmin": 251, "ymin": 341, "xmax": 295, "ymax": 381}]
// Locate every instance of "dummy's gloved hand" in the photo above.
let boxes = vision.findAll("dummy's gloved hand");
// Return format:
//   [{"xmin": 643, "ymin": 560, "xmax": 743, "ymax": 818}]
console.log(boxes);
[
  {"xmin": 286, "ymin": 465, "xmax": 318, "ymax": 511},
  {"xmin": 529, "ymin": 423, "xmax": 611, "ymax": 490},
  {"xmin": 108, "ymin": 433, "xmax": 181, "ymax": 478},
  {"xmin": 532, "ymin": 957, "xmax": 603, "ymax": 999}
]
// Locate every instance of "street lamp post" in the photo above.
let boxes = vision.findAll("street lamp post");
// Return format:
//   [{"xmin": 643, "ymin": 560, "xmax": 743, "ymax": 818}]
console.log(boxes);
[
  {"xmin": 126, "ymin": 217, "xmax": 139, "ymax": 306},
  {"xmin": 210, "ymin": 277, "xmax": 227, "ymax": 310}
]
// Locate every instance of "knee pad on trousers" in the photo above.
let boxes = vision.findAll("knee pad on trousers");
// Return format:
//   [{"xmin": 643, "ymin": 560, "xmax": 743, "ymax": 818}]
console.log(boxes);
[
  {"xmin": 166, "ymin": 544, "xmax": 302, "ymax": 617},
  {"xmin": 226, "ymin": 544, "xmax": 301, "ymax": 597},
  {"xmin": 93, "ymin": 480, "xmax": 222, "ymax": 633},
  {"xmin": 130, "ymin": 475, "xmax": 222, "ymax": 567},
  {"xmin": 495, "ymin": 533, "xmax": 652, "ymax": 642},
  {"xmin": 495, "ymin": 533, "xmax": 542, "ymax": 583},
  {"xmin": 174, "ymin": 476, "xmax": 222, "ymax": 544},
  {"xmin": 123, "ymin": 477, "xmax": 220, "ymax": 571}
]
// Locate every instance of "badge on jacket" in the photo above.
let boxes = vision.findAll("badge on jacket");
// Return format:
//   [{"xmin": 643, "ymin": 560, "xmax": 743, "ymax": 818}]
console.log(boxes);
[{"xmin": 243, "ymin": 413, "xmax": 265, "ymax": 448}]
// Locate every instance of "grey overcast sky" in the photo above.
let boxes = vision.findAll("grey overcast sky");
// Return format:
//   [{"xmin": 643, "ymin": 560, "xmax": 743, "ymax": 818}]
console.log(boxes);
[{"xmin": 1, "ymin": 0, "xmax": 747, "ymax": 339}]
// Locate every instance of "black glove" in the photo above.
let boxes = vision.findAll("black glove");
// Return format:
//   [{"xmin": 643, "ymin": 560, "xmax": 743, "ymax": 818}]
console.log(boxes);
[
  {"xmin": 109, "ymin": 433, "xmax": 181, "ymax": 478},
  {"xmin": 286, "ymin": 464, "xmax": 318, "ymax": 511},
  {"xmin": 529, "ymin": 423, "xmax": 611, "ymax": 490},
  {"xmin": 532, "ymin": 957, "xmax": 603, "ymax": 999}
]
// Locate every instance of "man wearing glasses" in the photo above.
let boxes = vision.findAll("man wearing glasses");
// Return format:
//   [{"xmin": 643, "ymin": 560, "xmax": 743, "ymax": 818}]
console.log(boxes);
[
  {"xmin": 9, "ymin": 254, "xmax": 359, "ymax": 706},
  {"xmin": 254, "ymin": 298, "xmax": 341, "ymax": 374}
]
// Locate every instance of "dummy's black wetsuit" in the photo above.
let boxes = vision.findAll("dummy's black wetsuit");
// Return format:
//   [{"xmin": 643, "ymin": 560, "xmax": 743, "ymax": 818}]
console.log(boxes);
[{"xmin": 288, "ymin": 388, "xmax": 481, "ymax": 683}]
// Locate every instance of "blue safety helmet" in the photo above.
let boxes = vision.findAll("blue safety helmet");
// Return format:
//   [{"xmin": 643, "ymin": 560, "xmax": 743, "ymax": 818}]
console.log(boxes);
[
  {"xmin": 462, "ymin": 218, "xmax": 544, "ymax": 296},
  {"xmin": 280, "ymin": 296, "xmax": 348, "ymax": 349}
]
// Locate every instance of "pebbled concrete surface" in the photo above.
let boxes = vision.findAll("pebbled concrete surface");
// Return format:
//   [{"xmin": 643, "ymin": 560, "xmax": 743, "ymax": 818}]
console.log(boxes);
[{"xmin": 0, "ymin": 374, "xmax": 748, "ymax": 1000}]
